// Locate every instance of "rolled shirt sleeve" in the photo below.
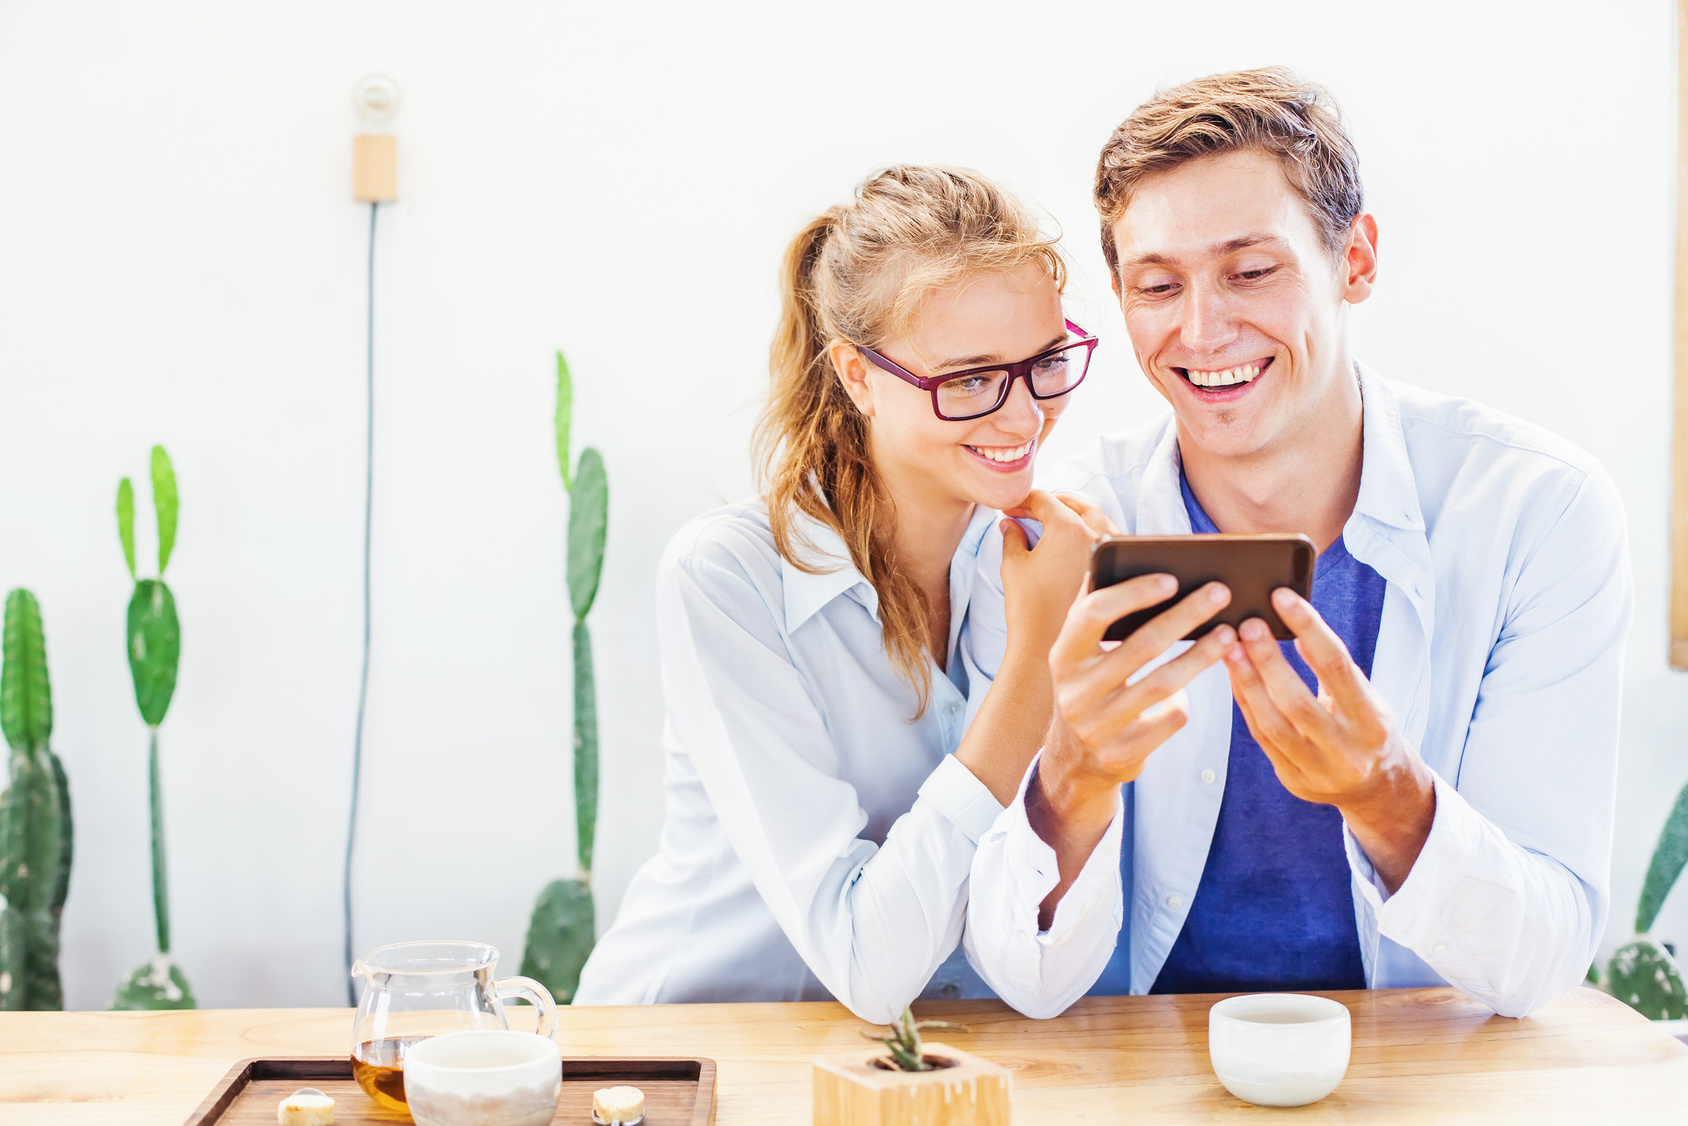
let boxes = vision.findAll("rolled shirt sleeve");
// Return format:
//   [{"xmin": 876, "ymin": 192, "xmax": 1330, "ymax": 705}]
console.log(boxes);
[
  {"xmin": 1346, "ymin": 465, "xmax": 1631, "ymax": 1016},
  {"xmin": 660, "ymin": 550, "xmax": 1002, "ymax": 1022},
  {"xmin": 963, "ymin": 755, "xmax": 1126, "ymax": 1019}
]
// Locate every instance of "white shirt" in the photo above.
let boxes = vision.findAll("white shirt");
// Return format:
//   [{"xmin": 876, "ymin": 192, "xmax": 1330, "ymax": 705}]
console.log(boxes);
[
  {"xmin": 962, "ymin": 367, "xmax": 1633, "ymax": 1019},
  {"xmin": 574, "ymin": 500, "xmax": 1005, "ymax": 1021}
]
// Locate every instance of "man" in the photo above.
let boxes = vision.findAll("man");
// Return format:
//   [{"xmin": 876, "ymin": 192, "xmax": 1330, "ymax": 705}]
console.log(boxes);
[{"xmin": 962, "ymin": 67, "xmax": 1631, "ymax": 1018}]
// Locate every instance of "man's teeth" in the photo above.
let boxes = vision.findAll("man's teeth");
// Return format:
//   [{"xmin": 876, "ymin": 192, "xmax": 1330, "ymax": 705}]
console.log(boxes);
[
  {"xmin": 969, "ymin": 441, "xmax": 1033, "ymax": 463},
  {"xmin": 1184, "ymin": 361, "xmax": 1263, "ymax": 388}
]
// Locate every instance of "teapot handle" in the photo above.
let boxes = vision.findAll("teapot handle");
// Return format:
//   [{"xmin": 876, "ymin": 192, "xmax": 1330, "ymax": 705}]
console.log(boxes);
[{"xmin": 494, "ymin": 975, "xmax": 558, "ymax": 1040}]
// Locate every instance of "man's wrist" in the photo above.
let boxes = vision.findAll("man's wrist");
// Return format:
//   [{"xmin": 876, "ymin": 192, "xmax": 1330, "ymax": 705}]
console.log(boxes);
[
  {"xmin": 1027, "ymin": 726, "xmax": 1120, "ymax": 845},
  {"xmin": 1338, "ymin": 754, "xmax": 1437, "ymax": 893}
]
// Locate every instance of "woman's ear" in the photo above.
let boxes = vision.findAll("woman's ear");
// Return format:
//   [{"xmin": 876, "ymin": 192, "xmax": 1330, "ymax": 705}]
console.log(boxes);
[{"xmin": 828, "ymin": 340, "xmax": 876, "ymax": 417}]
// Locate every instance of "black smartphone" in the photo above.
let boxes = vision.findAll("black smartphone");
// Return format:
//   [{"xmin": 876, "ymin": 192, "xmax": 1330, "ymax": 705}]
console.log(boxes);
[{"xmin": 1089, "ymin": 534, "xmax": 1317, "ymax": 642}]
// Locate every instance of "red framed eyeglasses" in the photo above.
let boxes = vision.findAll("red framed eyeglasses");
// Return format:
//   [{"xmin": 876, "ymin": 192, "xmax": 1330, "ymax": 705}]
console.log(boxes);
[{"xmin": 856, "ymin": 319, "xmax": 1099, "ymax": 421}]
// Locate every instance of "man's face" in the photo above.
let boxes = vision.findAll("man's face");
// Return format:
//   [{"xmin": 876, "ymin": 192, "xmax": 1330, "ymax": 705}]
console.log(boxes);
[{"xmin": 1109, "ymin": 149, "xmax": 1373, "ymax": 463}]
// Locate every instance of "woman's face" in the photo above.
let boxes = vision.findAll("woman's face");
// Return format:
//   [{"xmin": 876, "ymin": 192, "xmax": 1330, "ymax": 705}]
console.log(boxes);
[{"xmin": 834, "ymin": 262, "xmax": 1072, "ymax": 515}]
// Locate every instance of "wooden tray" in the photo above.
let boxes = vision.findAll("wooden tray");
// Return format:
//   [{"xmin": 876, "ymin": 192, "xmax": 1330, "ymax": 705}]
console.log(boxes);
[{"xmin": 185, "ymin": 1055, "xmax": 716, "ymax": 1125}]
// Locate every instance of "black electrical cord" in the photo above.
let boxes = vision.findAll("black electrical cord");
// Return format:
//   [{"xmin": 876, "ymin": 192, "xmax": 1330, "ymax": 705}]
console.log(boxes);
[{"xmin": 344, "ymin": 200, "xmax": 378, "ymax": 1005}]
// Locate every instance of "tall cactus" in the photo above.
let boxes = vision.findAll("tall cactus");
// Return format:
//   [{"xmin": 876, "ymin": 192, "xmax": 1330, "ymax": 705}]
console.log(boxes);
[
  {"xmin": 0, "ymin": 589, "xmax": 73, "ymax": 1010},
  {"xmin": 110, "ymin": 446, "xmax": 196, "ymax": 1010},
  {"xmin": 522, "ymin": 350, "xmax": 608, "ymax": 1003}
]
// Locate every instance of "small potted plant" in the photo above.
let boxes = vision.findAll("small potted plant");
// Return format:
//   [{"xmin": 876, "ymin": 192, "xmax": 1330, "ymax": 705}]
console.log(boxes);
[
  {"xmin": 1596, "ymin": 779, "xmax": 1688, "ymax": 1038},
  {"xmin": 812, "ymin": 1006, "xmax": 1010, "ymax": 1126}
]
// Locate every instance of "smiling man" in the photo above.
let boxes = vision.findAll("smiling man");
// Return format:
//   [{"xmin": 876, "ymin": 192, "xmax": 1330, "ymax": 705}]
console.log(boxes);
[{"xmin": 961, "ymin": 68, "xmax": 1632, "ymax": 1017}]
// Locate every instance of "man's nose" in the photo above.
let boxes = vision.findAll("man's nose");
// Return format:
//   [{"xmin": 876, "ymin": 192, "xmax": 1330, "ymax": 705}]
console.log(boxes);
[{"xmin": 1181, "ymin": 281, "xmax": 1239, "ymax": 353}]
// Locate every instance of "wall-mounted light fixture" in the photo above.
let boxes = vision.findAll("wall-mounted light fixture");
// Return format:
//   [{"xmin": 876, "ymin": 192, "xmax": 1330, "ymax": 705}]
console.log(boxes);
[{"xmin": 352, "ymin": 75, "xmax": 399, "ymax": 202}]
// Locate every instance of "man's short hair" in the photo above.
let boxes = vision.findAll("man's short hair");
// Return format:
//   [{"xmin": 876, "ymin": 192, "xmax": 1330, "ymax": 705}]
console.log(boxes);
[{"xmin": 1094, "ymin": 67, "xmax": 1364, "ymax": 276}]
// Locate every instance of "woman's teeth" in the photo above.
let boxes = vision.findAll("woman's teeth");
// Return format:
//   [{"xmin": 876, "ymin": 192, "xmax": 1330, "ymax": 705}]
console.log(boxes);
[
  {"xmin": 968, "ymin": 441, "xmax": 1033, "ymax": 463},
  {"xmin": 1184, "ymin": 361, "xmax": 1263, "ymax": 388}
]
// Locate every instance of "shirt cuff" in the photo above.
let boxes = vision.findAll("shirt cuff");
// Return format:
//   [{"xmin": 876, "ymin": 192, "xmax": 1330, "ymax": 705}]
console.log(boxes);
[
  {"xmin": 921, "ymin": 753, "xmax": 1006, "ymax": 845},
  {"xmin": 993, "ymin": 755, "xmax": 1125, "ymax": 943},
  {"xmin": 1344, "ymin": 772, "xmax": 1487, "ymax": 974}
]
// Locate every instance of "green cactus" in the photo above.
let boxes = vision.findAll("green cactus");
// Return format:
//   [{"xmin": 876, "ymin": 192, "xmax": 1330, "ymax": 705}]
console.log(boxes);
[
  {"xmin": 572, "ymin": 621, "xmax": 599, "ymax": 876},
  {"xmin": 862, "ymin": 1007, "xmax": 969, "ymax": 1072},
  {"xmin": 0, "ymin": 590, "xmax": 73, "ymax": 1011},
  {"xmin": 520, "ymin": 876, "xmax": 595, "ymax": 1004},
  {"xmin": 110, "ymin": 445, "xmax": 195, "ymax": 1010},
  {"xmin": 522, "ymin": 350, "xmax": 608, "ymax": 1002},
  {"xmin": 1636, "ymin": 779, "xmax": 1688, "ymax": 936},
  {"xmin": 1606, "ymin": 938, "xmax": 1687, "ymax": 1021}
]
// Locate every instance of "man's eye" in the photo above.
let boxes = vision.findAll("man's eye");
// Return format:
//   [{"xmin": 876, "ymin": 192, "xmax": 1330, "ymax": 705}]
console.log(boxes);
[{"xmin": 1233, "ymin": 266, "xmax": 1278, "ymax": 282}]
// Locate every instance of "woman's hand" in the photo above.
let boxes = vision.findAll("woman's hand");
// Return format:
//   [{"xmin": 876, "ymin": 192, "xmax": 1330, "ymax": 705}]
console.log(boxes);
[{"xmin": 998, "ymin": 490, "xmax": 1116, "ymax": 660}]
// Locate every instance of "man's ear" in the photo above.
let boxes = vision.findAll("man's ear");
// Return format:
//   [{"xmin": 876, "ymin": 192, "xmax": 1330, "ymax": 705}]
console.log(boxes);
[
  {"xmin": 828, "ymin": 339, "xmax": 876, "ymax": 417},
  {"xmin": 1342, "ymin": 213, "xmax": 1379, "ymax": 305}
]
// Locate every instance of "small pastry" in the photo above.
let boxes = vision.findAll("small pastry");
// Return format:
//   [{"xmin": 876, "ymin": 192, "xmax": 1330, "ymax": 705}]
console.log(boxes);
[
  {"xmin": 592, "ymin": 1084, "xmax": 645, "ymax": 1125},
  {"xmin": 277, "ymin": 1087, "xmax": 335, "ymax": 1126}
]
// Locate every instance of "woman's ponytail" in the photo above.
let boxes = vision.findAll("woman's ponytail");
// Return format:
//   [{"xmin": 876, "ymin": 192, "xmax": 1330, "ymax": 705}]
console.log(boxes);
[{"xmin": 754, "ymin": 168, "xmax": 1063, "ymax": 717}]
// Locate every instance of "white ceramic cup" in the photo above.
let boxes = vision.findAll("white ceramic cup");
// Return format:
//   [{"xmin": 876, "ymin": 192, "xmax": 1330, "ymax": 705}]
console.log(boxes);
[
  {"xmin": 403, "ymin": 1029, "xmax": 563, "ymax": 1126},
  {"xmin": 1208, "ymin": 993, "xmax": 1351, "ymax": 1107}
]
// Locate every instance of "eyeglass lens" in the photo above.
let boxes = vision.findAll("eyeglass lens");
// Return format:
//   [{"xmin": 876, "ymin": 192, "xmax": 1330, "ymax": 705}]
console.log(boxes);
[{"xmin": 935, "ymin": 343, "xmax": 1091, "ymax": 420}]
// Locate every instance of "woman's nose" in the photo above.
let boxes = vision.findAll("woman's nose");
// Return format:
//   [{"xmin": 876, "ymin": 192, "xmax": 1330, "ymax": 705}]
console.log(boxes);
[{"xmin": 994, "ymin": 376, "xmax": 1045, "ymax": 434}]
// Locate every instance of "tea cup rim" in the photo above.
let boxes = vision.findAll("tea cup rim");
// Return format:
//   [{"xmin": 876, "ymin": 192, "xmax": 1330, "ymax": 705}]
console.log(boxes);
[
  {"xmin": 1209, "ymin": 992, "xmax": 1351, "ymax": 1027},
  {"xmin": 405, "ymin": 1029, "xmax": 561, "ymax": 1073}
]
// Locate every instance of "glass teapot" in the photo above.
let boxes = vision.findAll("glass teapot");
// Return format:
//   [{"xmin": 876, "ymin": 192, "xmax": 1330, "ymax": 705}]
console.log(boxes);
[{"xmin": 350, "ymin": 939, "xmax": 557, "ymax": 1113}]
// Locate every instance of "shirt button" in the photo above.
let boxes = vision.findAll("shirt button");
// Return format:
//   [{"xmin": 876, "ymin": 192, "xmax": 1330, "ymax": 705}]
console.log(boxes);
[
  {"xmin": 1017, "ymin": 930, "xmax": 1031, "ymax": 945},
  {"xmin": 1166, "ymin": 894, "xmax": 1184, "ymax": 910},
  {"xmin": 1432, "ymin": 942, "xmax": 1448, "ymax": 957},
  {"xmin": 946, "ymin": 701, "xmax": 962, "ymax": 717},
  {"xmin": 1200, "ymin": 769, "xmax": 1217, "ymax": 785}
]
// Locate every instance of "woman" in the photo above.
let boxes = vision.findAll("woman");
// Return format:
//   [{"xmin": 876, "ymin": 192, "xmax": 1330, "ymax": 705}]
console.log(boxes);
[{"xmin": 574, "ymin": 166, "xmax": 1106, "ymax": 1020}]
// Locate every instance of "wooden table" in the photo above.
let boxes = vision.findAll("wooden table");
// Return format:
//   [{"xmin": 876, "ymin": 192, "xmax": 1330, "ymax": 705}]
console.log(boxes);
[{"xmin": 2, "ymin": 988, "xmax": 1685, "ymax": 1124}]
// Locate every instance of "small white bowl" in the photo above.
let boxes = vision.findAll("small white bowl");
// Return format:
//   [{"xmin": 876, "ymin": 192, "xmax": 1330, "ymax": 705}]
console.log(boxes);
[
  {"xmin": 1208, "ymin": 993, "xmax": 1351, "ymax": 1107},
  {"xmin": 403, "ymin": 1029, "xmax": 562, "ymax": 1126}
]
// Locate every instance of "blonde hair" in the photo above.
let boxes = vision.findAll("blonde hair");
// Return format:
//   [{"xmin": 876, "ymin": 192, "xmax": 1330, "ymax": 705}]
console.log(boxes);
[
  {"xmin": 1095, "ymin": 67, "xmax": 1363, "ymax": 275},
  {"xmin": 754, "ymin": 165, "xmax": 1064, "ymax": 715}
]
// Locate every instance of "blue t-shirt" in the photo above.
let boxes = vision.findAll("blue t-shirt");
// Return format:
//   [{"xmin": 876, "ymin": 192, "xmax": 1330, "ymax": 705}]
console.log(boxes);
[{"xmin": 1088, "ymin": 471, "xmax": 1387, "ymax": 995}]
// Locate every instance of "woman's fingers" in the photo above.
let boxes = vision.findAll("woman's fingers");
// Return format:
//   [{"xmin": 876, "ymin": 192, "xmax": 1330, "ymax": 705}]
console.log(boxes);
[
  {"xmin": 1054, "ymin": 492, "xmax": 1119, "ymax": 538},
  {"xmin": 1006, "ymin": 488, "xmax": 1081, "ymax": 531},
  {"xmin": 1000, "ymin": 517, "xmax": 1029, "ymax": 559}
]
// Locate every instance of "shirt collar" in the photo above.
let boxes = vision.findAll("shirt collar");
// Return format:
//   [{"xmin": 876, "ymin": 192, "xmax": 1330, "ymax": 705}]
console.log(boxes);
[
  {"xmin": 1351, "ymin": 363, "xmax": 1425, "ymax": 532},
  {"xmin": 777, "ymin": 502, "xmax": 997, "ymax": 635},
  {"xmin": 780, "ymin": 506, "xmax": 877, "ymax": 632}
]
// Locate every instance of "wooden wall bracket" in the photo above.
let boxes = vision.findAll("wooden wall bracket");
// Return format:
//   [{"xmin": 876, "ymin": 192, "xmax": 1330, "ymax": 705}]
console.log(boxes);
[{"xmin": 353, "ymin": 134, "xmax": 397, "ymax": 203}]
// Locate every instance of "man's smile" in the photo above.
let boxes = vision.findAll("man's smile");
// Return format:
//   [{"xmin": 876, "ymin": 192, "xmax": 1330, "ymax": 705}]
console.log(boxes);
[{"xmin": 1174, "ymin": 356, "xmax": 1273, "ymax": 393}]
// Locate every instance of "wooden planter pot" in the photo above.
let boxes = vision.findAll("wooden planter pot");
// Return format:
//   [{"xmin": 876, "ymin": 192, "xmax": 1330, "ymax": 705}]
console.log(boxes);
[{"xmin": 812, "ymin": 1043, "xmax": 1010, "ymax": 1126}]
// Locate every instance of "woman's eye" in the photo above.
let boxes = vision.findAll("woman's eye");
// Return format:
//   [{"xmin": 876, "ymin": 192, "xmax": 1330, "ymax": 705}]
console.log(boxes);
[{"xmin": 942, "ymin": 374, "xmax": 998, "ymax": 397}]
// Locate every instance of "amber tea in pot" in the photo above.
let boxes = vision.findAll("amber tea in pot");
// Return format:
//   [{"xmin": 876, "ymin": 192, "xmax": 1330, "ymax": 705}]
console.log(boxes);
[{"xmin": 349, "ymin": 939, "xmax": 557, "ymax": 1113}]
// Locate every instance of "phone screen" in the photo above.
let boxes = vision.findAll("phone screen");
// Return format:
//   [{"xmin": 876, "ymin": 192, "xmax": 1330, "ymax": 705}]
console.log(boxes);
[{"xmin": 1089, "ymin": 534, "xmax": 1316, "ymax": 642}]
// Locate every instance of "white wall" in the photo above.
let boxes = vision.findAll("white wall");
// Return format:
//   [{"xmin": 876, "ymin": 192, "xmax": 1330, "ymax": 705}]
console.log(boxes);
[{"xmin": 0, "ymin": 0, "xmax": 1680, "ymax": 1009}]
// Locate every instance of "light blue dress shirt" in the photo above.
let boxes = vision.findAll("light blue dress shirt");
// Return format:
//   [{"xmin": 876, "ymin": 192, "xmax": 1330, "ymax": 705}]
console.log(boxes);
[
  {"xmin": 575, "ymin": 500, "xmax": 1005, "ymax": 1020},
  {"xmin": 963, "ymin": 367, "xmax": 1633, "ymax": 1018}
]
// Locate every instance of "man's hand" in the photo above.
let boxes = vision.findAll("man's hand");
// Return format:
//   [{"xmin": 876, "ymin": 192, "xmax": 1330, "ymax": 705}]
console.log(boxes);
[
  {"xmin": 1224, "ymin": 587, "xmax": 1436, "ymax": 893},
  {"xmin": 1027, "ymin": 576, "xmax": 1236, "ymax": 927}
]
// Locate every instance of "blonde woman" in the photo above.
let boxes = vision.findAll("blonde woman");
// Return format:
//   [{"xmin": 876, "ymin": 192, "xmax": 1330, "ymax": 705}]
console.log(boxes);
[{"xmin": 576, "ymin": 167, "xmax": 1117, "ymax": 1019}]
